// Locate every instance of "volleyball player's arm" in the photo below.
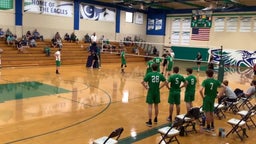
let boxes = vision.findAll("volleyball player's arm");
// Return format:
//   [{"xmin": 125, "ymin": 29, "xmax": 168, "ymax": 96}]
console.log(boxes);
[
  {"xmin": 141, "ymin": 81, "xmax": 148, "ymax": 89},
  {"xmin": 165, "ymin": 81, "xmax": 170, "ymax": 89},
  {"xmin": 159, "ymin": 81, "xmax": 167, "ymax": 89},
  {"xmin": 217, "ymin": 84, "xmax": 225, "ymax": 98},
  {"xmin": 199, "ymin": 86, "xmax": 205, "ymax": 99}
]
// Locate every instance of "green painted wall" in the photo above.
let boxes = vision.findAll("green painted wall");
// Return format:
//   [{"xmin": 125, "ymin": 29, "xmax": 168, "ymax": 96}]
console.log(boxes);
[{"xmin": 171, "ymin": 46, "xmax": 210, "ymax": 62}]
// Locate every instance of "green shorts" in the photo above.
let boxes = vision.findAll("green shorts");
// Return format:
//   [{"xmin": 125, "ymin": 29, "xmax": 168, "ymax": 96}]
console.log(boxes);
[
  {"xmin": 168, "ymin": 91, "xmax": 180, "ymax": 105},
  {"xmin": 184, "ymin": 91, "xmax": 195, "ymax": 102},
  {"xmin": 146, "ymin": 91, "xmax": 160, "ymax": 104},
  {"xmin": 56, "ymin": 60, "xmax": 61, "ymax": 66},
  {"xmin": 202, "ymin": 98, "xmax": 214, "ymax": 112}
]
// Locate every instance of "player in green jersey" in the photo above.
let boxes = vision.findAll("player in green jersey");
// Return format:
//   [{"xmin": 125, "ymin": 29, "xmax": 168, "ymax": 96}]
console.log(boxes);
[
  {"xmin": 142, "ymin": 63, "xmax": 167, "ymax": 127},
  {"xmin": 184, "ymin": 68, "xmax": 197, "ymax": 112},
  {"xmin": 120, "ymin": 49, "xmax": 127, "ymax": 73},
  {"xmin": 166, "ymin": 66, "xmax": 186, "ymax": 122},
  {"xmin": 145, "ymin": 59, "xmax": 154, "ymax": 75},
  {"xmin": 199, "ymin": 69, "xmax": 224, "ymax": 132},
  {"xmin": 165, "ymin": 54, "xmax": 173, "ymax": 76},
  {"xmin": 153, "ymin": 56, "xmax": 162, "ymax": 72}
]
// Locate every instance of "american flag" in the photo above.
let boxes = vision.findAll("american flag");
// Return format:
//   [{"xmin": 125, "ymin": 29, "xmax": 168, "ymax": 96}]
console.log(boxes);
[{"xmin": 191, "ymin": 28, "xmax": 210, "ymax": 41}]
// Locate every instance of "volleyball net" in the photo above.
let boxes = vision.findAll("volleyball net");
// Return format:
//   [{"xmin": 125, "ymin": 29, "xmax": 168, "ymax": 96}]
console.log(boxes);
[{"xmin": 100, "ymin": 39, "xmax": 173, "ymax": 60}]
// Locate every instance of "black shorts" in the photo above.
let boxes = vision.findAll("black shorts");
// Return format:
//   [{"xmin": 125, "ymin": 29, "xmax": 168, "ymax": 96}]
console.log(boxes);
[{"xmin": 92, "ymin": 54, "xmax": 98, "ymax": 61}]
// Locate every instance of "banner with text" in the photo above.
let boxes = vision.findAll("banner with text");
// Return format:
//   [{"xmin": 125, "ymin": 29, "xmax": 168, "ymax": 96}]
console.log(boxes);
[{"xmin": 24, "ymin": 0, "xmax": 73, "ymax": 17}]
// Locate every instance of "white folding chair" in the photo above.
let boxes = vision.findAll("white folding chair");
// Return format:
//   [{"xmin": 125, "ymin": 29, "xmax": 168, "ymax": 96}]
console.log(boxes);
[{"xmin": 93, "ymin": 127, "xmax": 124, "ymax": 144}]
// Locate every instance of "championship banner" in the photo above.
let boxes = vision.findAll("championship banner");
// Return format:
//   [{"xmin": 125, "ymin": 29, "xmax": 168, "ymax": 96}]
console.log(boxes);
[
  {"xmin": 80, "ymin": 3, "xmax": 115, "ymax": 22},
  {"xmin": 24, "ymin": 0, "xmax": 74, "ymax": 17}
]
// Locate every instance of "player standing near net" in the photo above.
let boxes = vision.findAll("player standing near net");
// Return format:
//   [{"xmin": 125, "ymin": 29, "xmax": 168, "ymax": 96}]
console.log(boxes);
[
  {"xmin": 153, "ymin": 56, "xmax": 162, "ymax": 72},
  {"xmin": 165, "ymin": 53, "xmax": 173, "ymax": 76},
  {"xmin": 195, "ymin": 52, "xmax": 202, "ymax": 71},
  {"xmin": 141, "ymin": 63, "xmax": 167, "ymax": 127},
  {"xmin": 54, "ymin": 48, "xmax": 61, "ymax": 74},
  {"xmin": 120, "ymin": 49, "xmax": 127, "ymax": 73}
]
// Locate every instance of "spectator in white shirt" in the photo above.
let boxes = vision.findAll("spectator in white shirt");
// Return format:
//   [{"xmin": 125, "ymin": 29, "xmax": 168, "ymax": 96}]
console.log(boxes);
[{"xmin": 91, "ymin": 32, "xmax": 97, "ymax": 43}]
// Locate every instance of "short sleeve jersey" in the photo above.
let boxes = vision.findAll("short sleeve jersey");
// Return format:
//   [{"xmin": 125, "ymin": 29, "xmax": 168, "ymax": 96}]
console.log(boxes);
[
  {"xmin": 153, "ymin": 57, "xmax": 162, "ymax": 64},
  {"xmin": 146, "ymin": 60, "xmax": 154, "ymax": 74},
  {"xmin": 166, "ymin": 55, "xmax": 173, "ymax": 67},
  {"xmin": 185, "ymin": 75, "xmax": 197, "ymax": 93},
  {"xmin": 201, "ymin": 78, "xmax": 221, "ymax": 100},
  {"xmin": 168, "ymin": 74, "xmax": 185, "ymax": 92},
  {"xmin": 144, "ymin": 71, "xmax": 166, "ymax": 93}
]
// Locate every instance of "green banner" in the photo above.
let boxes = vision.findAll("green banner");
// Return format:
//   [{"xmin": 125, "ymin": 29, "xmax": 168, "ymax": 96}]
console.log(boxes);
[{"xmin": 0, "ymin": 0, "xmax": 13, "ymax": 10}]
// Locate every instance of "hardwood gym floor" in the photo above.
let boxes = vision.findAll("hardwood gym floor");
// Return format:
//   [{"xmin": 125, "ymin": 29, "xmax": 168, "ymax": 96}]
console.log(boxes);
[{"xmin": 0, "ymin": 61, "xmax": 255, "ymax": 144}]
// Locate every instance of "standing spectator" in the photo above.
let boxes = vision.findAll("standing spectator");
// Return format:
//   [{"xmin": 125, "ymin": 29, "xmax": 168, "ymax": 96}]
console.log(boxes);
[
  {"xmin": 166, "ymin": 66, "xmax": 186, "ymax": 122},
  {"xmin": 199, "ymin": 69, "xmax": 224, "ymax": 132},
  {"xmin": 54, "ymin": 48, "xmax": 61, "ymax": 74},
  {"xmin": 33, "ymin": 29, "xmax": 44, "ymax": 41},
  {"xmin": 195, "ymin": 52, "xmax": 202, "ymax": 71},
  {"xmin": 89, "ymin": 42, "xmax": 98, "ymax": 68},
  {"xmin": 120, "ymin": 48, "xmax": 127, "ymax": 73},
  {"xmin": 91, "ymin": 32, "xmax": 97, "ymax": 43},
  {"xmin": 141, "ymin": 63, "xmax": 167, "ymax": 127},
  {"xmin": 184, "ymin": 68, "xmax": 197, "ymax": 112}
]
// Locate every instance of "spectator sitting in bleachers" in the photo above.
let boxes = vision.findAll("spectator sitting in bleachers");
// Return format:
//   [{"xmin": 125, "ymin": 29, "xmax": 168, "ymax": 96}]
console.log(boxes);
[
  {"xmin": 6, "ymin": 34, "xmax": 15, "ymax": 46},
  {"xmin": 5, "ymin": 28, "xmax": 13, "ymax": 38},
  {"xmin": 32, "ymin": 29, "xmax": 44, "ymax": 41},
  {"xmin": 64, "ymin": 33, "xmax": 70, "ymax": 42},
  {"xmin": 84, "ymin": 33, "xmax": 91, "ymax": 43},
  {"xmin": 54, "ymin": 32, "xmax": 61, "ymax": 40},
  {"xmin": 26, "ymin": 30, "xmax": 33, "ymax": 40},
  {"xmin": 70, "ymin": 32, "xmax": 79, "ymax": 43},
  {"xmin": 29, "ymin": 38, "xmax": 37, "ymax": 47},
  {"xmin": 0, "ymin": 28, "xmax": 5, "ymax": 39},
  {"xmin": 123, "ymin": 36, "xmax": 132, "ymax": 46},
  {"xmin": 17, "ymin": 38, "xmax": 29, "ymax": 53},
  {"xmin": 56, "ymin": 37, "xmax": 63, "ymax": 49},
  {"xmin": 51, "ymin": 38, "xmax": 57, "ymax": 48}
]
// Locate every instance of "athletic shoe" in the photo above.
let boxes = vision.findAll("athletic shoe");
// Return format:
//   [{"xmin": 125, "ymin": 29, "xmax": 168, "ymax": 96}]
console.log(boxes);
[
  {"xmin": 211, "ymin": 127, "xmax": 215, "ymax": 131},
  {"xmin": 166, "ymin": 116, "xmax": 172, "ymax": 122},
  {"xmin": 154, "ymin": 117, "xmax": 158, "ymax": 123},
  {"xmin": 203, "ymin": 127, "xmax": 211, "ymax": 133},
  {"xmin": 146, "ymin": 121, "xmax": 152, "ymax": 127}
]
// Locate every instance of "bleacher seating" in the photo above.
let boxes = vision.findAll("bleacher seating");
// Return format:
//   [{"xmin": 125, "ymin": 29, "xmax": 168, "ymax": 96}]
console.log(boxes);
[{"xmin": 0, "ymin": 39, "xmax": 145, "ymax": 67}]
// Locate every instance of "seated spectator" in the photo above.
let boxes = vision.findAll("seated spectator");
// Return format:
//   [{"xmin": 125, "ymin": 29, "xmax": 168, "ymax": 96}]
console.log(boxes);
[
  {"xmin": 17, "ymin": 40, "xmax": 29, "ymax": 53},
  {"xmin": 56, "ymin": 37, "xmax": 63, "ymax": 49},
  {"xmin": 32, "ymin": 29, "xmax": 44, "ymax": 41},
  {"xmin": 29, "ymin": 38, "xmax": 37, "ymax": 47},
  {"xmin": 26, "ymin": 30, "xmax": 33, "ymax": 40},
  {"xmin": 218, "ymin": 80, "xmax": 237, "ymax": 105},
  {"xmin": 6, "ymin": 34, "xmax": 16, "ymax": 46},
  {"xmin": 0, "ymin": 28, "xmax": 4, "ymax": 39},
  {"xmin": 243, "ymin": 80, "xmax": 256, "ymax": 97},
  {"xmin": 64, "ymin": 33, "xmax": 70, "ymax": 42},
  {"xmin": 84, "ymin": 33, "xmax": 91, "ymax": 43},
  {"xmin": 70, "ymin": 32, "xmax": 78, "ymax": 43},
  {"xmin": 5, "ymin": 28, "xmax": 13, "ymax": 38},
  {"xmin": 51, "ymin": 38, "xmax": 57, "ymax": 48},
  {"xmin": 54, "ymin": 32, "xmax": 61, "ymax": 40}
]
